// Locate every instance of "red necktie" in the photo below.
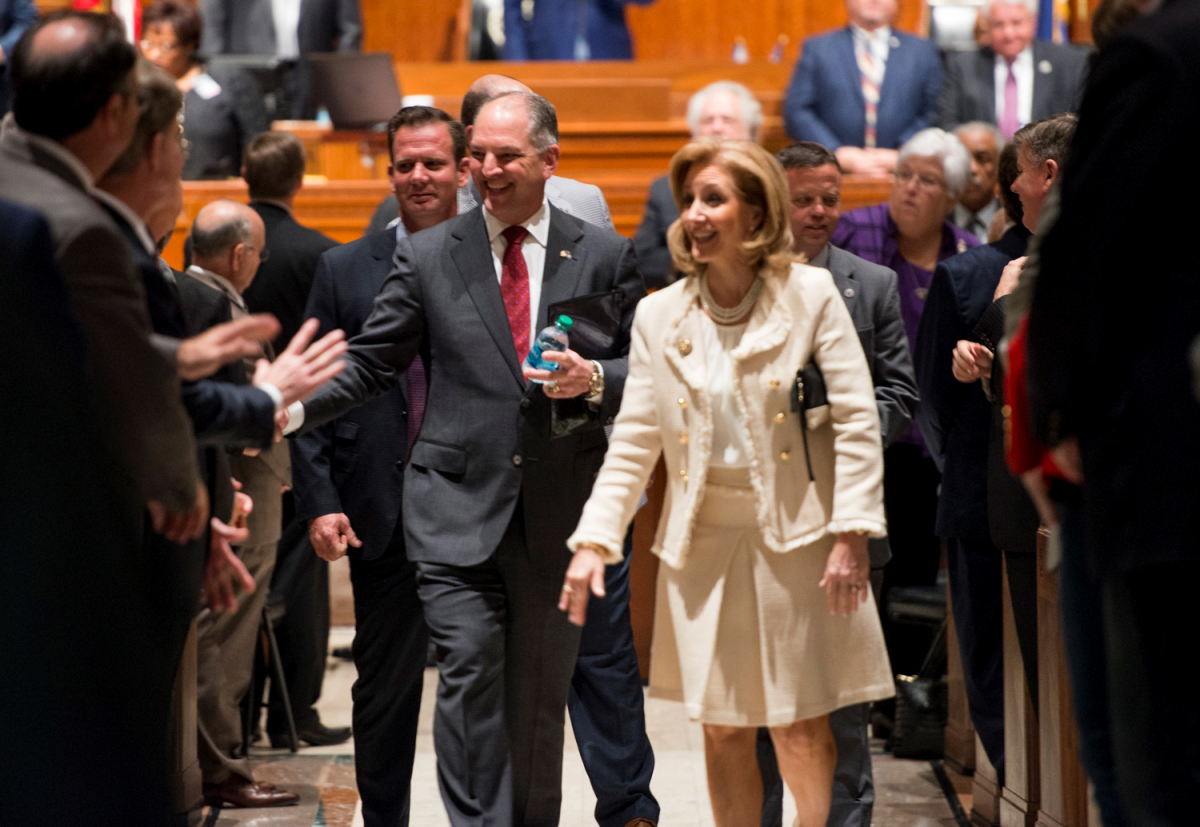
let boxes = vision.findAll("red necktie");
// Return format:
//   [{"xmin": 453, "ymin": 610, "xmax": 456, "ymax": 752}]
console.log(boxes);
[{"xmin": 500, "ymin": 225, "xmax": 531, "ymax": 365}]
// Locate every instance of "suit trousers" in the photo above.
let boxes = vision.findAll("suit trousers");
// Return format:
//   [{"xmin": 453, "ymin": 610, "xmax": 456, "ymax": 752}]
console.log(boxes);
[
  {"xmin": 197, "ymin": 538, "xmax": 277, "ymax": 784},
  {"xmin": 1102, "ymin": 558, "xmax": 1200, "ymax": 827},
  {"xmin": 567, "ymin": 531, "xmax": 659, "ymax": 827},
  {"xmin": 946, "ymin": 537, "xmax": 1005, "ymax": 785},
  {"xmin": 416, "ymin": 504, "xmax": 582, "ymax": 827},
  {"xmin": 268, "ymin": 492, "xmax": 331, "ymax": 735},
  {"xmin": 758, "ymin": 571, "xmax": 884, "ymax": 827},
  {"xmin": 349, "ymin": 539, "xmax": 429, "ymax": 827},
  {"xmin": 1056, "ymin": 498, "xmax": 1128, "ymax": 827}
]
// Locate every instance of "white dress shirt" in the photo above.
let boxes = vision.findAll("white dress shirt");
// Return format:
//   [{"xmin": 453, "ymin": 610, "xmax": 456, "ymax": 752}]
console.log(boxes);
[
  {"xmin": 271, "ymin": 0, "xmax": 303, "ymax": 59},
  {"xmin": 483, "ymin": 197, "xmax": 550, "ymax": 353},
  {"xmin": 994, "ymin": 46, "xmax": 1034, "ymax": 130},
  {"xmin": 702, "ymin": 317, "xmax": 750, "ymax": 468}
]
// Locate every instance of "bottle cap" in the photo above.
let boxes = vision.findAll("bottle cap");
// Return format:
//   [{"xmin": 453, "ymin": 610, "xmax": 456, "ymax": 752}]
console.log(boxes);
[{"xmin": 556, "ymin": 315, "xmax": 574, "ymax": 330}]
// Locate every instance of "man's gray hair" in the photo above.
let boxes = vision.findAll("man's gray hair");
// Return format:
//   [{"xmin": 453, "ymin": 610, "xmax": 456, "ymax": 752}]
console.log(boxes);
[
  {"xmin": 686, "ymin": 81, "xmax": 763, "ymax": 142},
  {"xmin": 954, "ymin": 120, "xmax": 1006, "ymax": 150},
  {"xmin": 1012, "ymin": 113, "xmax": 1078, "ymax": 168},
  {"xmin": 897, "ymin": 128, "xmax": 973, "ymax": 199},
  {"xmin": 191, "ymin": 213, "xmax": 254, "ymax": 260},
  {"xmin": 482, "ymin": 90, "xmax": 559, "ymax": 153},
  {"xmin": 990, "ymin": 0, "xmax": 1038, "ymax": 14}
]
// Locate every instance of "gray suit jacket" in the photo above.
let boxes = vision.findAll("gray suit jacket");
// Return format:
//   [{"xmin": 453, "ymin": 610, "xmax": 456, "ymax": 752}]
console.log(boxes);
[
  {"xmin": 826, "ymin": 244, "xmax": 919, "ymax": 568},
  {"xmin": 200, "ymin": 0, "xmax": 362, "ymax": 55},
  {"xmin": 460, "ymin": 175, "xmax": 614, "ymax": 231},
  {"xmin": 938, "ymin": 41, "xmax": 1090, "ymax": 130},
  {"xmin": 0, "ymin": 125, "xmax": 199, "ymax": 512},
  {"xmin": 298, "ymin": 204, "xmax": 644, "ymax": 568}
]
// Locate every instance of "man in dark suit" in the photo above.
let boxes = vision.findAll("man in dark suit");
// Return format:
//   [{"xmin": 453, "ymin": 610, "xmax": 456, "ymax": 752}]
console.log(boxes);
[
  {"xmin": 289, "ymin": 91, "xmax": 644, "ymax": 827},
  {"xmin": 0, "ymin": 0, "xmax": 36, "ymax": 115},
  {"xmin": 634, "ymin": 81, "xmax": 762, "ymax": 290},
  {"xmin": 291, "ymin": 105, "xmax": 469, "ymax": 827},
  {"xmin": 938, "ymin": 0, "xmax": 1089, "ymax": 137},
  {"xmin": 914, "ymin": 112, "xmax": 1074, "ymax": 784},
  {"xmin": 1026, "ymin": 3, "xmax": 1200, "ymax": 820},
  {"xmin": 784, "ymin": 0, "xmax": 941, "ymax": 174},
  {"xmin": 237, "ymin": 128, "xmax": 350, "ymax": 749},
  {"xmin": 199, "ymin": 0, "xmax": 361, "ymax": 117},
  {"xmin": 756, "ymin": 141, "xmax": 918, "ymax": 827}
]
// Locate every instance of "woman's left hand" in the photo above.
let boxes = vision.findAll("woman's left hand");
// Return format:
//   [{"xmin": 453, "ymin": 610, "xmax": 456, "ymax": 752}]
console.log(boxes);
[
  {"xmin": 819, "ymin": 532, "xmax": 871, "ymax": 617},
  {"xmin": 559, "ymin": 545, "xmax": 608, "ymax": 626}
]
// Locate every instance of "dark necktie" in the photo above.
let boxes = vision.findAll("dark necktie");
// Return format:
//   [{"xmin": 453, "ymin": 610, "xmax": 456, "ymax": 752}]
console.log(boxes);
[
  {"xmin": 406, "ymin": 357, "xmax": 427, "ymax": 452},
  {"xmin": 500, "ymin": 225, "xmax": 531, "ymax": 366}
]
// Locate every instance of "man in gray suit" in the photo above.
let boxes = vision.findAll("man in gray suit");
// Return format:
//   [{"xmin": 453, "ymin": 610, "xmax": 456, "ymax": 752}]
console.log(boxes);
[
  {"xmin": 288, "ymin": 91, "xmax": 644, "ymax": 827},
  {"xmin": 200, "ymin": 0, "xmax": 362, "ymax": 118},
  {"xmin": 757, "ymin": 141, "xmax": 918, "ymax": 827},
  {"xmin": 938, "ymin": 0, "xmax": 1089, "ymax": 136}
]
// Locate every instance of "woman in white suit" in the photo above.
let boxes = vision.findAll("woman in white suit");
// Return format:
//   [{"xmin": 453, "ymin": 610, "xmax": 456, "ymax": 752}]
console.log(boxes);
[{"xmin": 560, "ymin": 140, "xmax": 894, "ymax": 827}]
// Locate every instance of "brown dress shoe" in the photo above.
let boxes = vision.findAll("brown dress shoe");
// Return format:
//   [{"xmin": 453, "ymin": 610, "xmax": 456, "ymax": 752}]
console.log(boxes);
[{"xmin": 203, "ymin": 777, "xmax": 299, "ymax": 808}]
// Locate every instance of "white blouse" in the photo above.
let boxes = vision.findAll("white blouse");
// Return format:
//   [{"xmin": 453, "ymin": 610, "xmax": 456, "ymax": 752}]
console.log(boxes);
[{"xmin": 701, "ymin": 316, "xmax": 750, "ymax": 468}]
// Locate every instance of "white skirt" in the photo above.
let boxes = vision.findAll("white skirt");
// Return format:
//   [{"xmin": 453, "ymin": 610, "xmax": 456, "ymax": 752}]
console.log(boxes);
[{"xmin": 649, "ymin": 467, "xmax": 895, "ymax": 726}]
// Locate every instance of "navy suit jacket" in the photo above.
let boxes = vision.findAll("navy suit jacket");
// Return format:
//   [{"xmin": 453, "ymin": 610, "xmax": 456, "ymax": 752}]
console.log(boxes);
[
  {"xmin": 290, "ymin": 229, "xmax": 410, "ymax": 560},
  {"xmin": 503, "ymin": 0, "xmax": 653, "ymax": 60},
  {"xmin": 914, "ymin": 225, "xmax": 1029, "ymax": 541},
  {"xmin": 785, "ymin": 27, "xmax": 942, "ymax": 149}
]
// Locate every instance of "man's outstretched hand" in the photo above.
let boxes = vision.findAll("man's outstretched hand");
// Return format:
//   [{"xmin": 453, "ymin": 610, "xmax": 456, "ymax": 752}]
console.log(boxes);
[
  {"xmin": 253, "ymin": 318, "xmax": 348, "ymax": 407},
  {"xmin": 177, "ymin": 314, "xmax": 281, "ymax": 381},
  {"xmin": 203, "ymin": 517, "xmax": 255, "ymax": 613}
]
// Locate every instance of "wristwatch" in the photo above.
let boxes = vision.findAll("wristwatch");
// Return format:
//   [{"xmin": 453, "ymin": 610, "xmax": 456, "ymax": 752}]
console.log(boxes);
[{"xmin": 583, "ymin": 361, "xmax": 604, "ymax": 400}]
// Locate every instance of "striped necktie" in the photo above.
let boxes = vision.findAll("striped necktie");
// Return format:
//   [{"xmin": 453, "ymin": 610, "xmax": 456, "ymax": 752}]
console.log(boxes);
[{"xmin": 854, "ymin": 31, "xmax": 886, "ymax": 149}]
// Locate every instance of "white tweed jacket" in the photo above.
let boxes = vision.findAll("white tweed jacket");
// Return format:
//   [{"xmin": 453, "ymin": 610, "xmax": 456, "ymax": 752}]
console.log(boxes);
[{"xmin": 567, "ymin": 262, "xmax": 887, "ymax": 568}]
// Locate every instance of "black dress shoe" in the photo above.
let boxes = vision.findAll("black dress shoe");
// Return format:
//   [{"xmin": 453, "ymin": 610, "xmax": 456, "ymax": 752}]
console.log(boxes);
[{"xmin": 270, "ymin": 721, "xmax": 352, "ymax": 748}]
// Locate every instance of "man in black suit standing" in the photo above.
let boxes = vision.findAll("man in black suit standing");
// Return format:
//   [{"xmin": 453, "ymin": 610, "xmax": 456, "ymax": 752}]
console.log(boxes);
[
  {"xmin": 757, "ymin": 141, "xmax": 918, "ymax": 827},
  {"xmin": 1027, "ymin": 3, "xmax": 1200, "ymax": 821},
  {"xmin": 238, "ymin": 129, "xmax": 351, "ymax": 748},
  {"xmin": 914, "ymin": 112, "xmax": 1075, "ymax": 784},
  {"xmin": 938, "ymin": 0, "xmax": 1089, "ymax": 137},
  {"xmin": 289, "ymin": 91, "xmax": 644, "ymax": 827},
  {"xmin": 291, "ymin": 105, "xmax": 469, "ymax": 827}
]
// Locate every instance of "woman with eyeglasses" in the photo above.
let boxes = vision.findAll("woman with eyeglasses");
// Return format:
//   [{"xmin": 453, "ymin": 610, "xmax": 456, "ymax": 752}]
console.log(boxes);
[
  {"xmin": 140, "ymin": 0, "xmax": 269, "ymax": 181},
  {"xmin": 830, "ymin": 127, "xmax": 979, "ymax": 690}
]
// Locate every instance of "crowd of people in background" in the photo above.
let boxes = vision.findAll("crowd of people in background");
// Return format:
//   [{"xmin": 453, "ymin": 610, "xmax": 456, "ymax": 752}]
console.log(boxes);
[{"xmin": 1, "ymin": 1, "xmax": 1196, "ymax": 827}]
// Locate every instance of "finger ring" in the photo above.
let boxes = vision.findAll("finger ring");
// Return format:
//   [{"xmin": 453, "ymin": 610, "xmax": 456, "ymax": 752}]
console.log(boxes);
[
  {"xmin": 850, "ymin": 583, "xmax": 860, "ymax": 590},
  {"xmin": 561, "ymin": 584, "xmax": 573, "ymax": 595},
  {"xmin": 548, "ymin": 381, "xmax": 560, "ymax": 393}
]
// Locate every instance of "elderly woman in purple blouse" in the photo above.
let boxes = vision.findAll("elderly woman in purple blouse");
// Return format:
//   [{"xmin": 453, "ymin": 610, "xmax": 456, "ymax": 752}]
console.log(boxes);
[{"xmin": 831, "ymin": 127, "xmax": 979, "ymax": 675}]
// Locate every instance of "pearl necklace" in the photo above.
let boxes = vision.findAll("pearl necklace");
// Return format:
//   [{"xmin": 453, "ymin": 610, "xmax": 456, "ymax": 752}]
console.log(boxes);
[{"xmin": 699, "ymin": 274, "xmax": 764, "ymax": 325}]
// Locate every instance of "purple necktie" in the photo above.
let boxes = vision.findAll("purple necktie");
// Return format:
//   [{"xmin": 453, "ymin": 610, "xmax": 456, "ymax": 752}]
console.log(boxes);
[
  {"xmin": 406, "ymin": 357, "xmax": 427, "ymax": 453},
  {"xmin": 999, "ymin": 61, "xmax": 1019, "ymax": 140}
]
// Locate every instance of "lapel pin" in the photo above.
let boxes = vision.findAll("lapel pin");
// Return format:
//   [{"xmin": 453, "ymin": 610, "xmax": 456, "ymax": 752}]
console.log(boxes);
[
  {"xmin": 957, "ymin": 238, "xmax": 969, "ymax": 253},
  {"xmin": 560, "ymin": 250, "xmax": 572, "ymax": 259},
  {"xmin": 677, "ymin": 338, "xmax": 693, "ymax": 356},
  {"xmin": 844, "ymin": 287, "xmax": 855, "ymax": 298},
  {"xmin": 1038, "ymin": 59, "xmax": 1053, "ymax": 74},
  {"xmin": 915, "ymin": 287, "xmax": 929, "ymax": 300},
  {"xmin": 889, "ymin": 35, "xmax": 900, "ymax": 48}
]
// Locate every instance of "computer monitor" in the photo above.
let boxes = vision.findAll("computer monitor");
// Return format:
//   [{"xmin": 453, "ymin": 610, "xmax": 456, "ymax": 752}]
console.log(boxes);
[{"xmin": 305, "ymin": 52, "xmax": 404, "ymax": 130}]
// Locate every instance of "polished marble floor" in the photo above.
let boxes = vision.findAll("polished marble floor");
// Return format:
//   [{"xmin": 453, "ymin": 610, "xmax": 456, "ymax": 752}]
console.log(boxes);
[{"xmin": 203, "ymin": 628, "xmax": 966, "ymax": 827}]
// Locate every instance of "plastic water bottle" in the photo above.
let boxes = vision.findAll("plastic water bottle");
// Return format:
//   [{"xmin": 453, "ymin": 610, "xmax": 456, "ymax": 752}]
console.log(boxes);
[{"xmin": 523, "ymin": 315, "xmax": 573, "ymax": 383}]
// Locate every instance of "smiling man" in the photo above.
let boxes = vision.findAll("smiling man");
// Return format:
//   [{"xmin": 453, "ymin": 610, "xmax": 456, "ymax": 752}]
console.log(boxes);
[
  {"xmin": 287, "ymin": 91, "xmax": 644, "ymax": 827},
  {"xmin": 289, "ymin": 105, "xmax": 467, "ymax": 827}
]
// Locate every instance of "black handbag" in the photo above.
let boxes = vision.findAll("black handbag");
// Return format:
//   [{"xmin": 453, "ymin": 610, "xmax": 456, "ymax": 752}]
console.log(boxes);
[
  {"xmin": 546, "ymin": 289, "xmax": 624, "ymax": 440},
  {"xmin": 888, "ymin": 619, "xmax": 949, "ymax": 759},
  {"xmin": 790, "ymin": 362, "xmax": 828, "ymax": 481}
]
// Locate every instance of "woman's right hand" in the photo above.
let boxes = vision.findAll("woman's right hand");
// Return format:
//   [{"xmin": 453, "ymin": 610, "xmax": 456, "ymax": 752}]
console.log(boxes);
[
  {"xmin": 559, "ymin": 545, "xmax": 608, "ymax": 626},
  {"xmin": 819, "ymin": 532, "xmax": 871, "ymax": 617}
]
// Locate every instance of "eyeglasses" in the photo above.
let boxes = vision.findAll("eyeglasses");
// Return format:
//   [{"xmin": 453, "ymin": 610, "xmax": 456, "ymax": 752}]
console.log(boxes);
[
  {"xmin": 894, "ymin": 169, "xmax": 946, "ymax": 191},
  {"xmin": 140, "ymin": 38, "xmax": 181, "ymax": 55}
]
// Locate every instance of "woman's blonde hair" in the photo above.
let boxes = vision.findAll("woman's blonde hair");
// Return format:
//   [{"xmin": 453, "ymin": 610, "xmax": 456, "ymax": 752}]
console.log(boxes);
[{"xmin": 666, "ymin": 139, "xmax": 795, "ymax": 279}]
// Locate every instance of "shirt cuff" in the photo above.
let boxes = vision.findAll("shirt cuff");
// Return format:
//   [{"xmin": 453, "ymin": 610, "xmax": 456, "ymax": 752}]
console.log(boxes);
[
  {"xmin": 283, "ymin": 401, "xmax": 306, "ymax": 435},
  {"xmin": 256, "ymin": 382, "xmax": 284, "ymax": 413},
  {"xmin": 585, "ymin": 360, "xmax": 604, "ymax": 409}
]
